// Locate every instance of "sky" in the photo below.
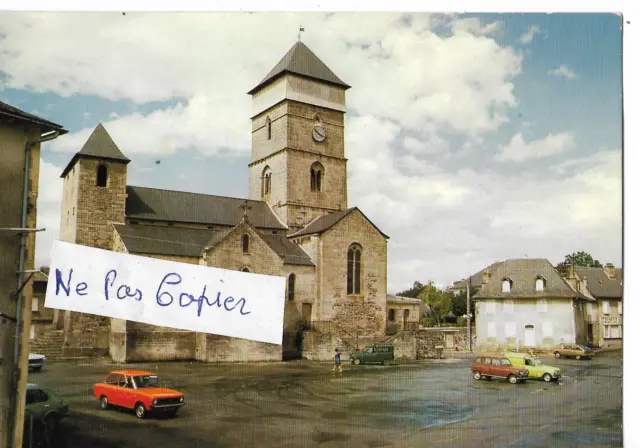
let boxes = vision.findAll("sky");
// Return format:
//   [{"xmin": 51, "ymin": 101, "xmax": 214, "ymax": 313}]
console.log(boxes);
[{"xmin": 0, "ymin": 12, "xmax": 623, "ymax": 293}]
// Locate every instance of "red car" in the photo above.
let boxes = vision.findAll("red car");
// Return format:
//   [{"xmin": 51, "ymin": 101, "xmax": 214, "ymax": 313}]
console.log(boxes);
[
  {"xmin": 472, "ymin": 354, "xmax": 529, "ymax": 384},
  {"xmin": 93, "ymin": 370, "xmax": 185, "ymax": 418}
]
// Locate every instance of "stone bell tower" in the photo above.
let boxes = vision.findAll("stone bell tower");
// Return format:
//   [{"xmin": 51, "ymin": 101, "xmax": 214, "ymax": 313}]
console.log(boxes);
[{"xmin": 247, "ymin": 41, "xmax": 350, "ymax": 233}]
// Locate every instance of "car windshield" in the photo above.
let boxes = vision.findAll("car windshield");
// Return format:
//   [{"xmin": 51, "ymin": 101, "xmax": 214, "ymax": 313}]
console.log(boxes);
[
  {"xmin": 577, "ymin": 345, "xmax": 590, "ymax": 351},
  {"xmin": 132, "ymin": 375, "xmax": 161, "ymax": 388}
]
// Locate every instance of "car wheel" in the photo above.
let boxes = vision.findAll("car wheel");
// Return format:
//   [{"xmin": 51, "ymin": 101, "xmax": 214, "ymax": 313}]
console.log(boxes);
[
  {"xmin": 508, "ymin": 374, "xmax": 518, "ymax": 384},
  {"xmin": 135, "ymin": 403, "xmax": 146, "ymax": 419},
  {"xmin": 554, "ymin": 352, "xmax": 561, "ymax": 358},
  {"xmin": 542, "ymin": 373, "xmax": 552, "ymax": 382},
  {"xmin": 473, "ymin": 371, "xmax": 481, "ymax": 380},
  {"xmin": 169, "ymin": 408, "xmax": 179, "ymax": 418},
  {"xmin": 576, "ymin": 355, "xmax": 581, "ymax": 360},
  {"xmin": 100, "ymin": 396, "xmax": 109, "ymax": 410},
  {"xmin": 353, "ymin": 358, "xmax": 361, "ymax": 365}
]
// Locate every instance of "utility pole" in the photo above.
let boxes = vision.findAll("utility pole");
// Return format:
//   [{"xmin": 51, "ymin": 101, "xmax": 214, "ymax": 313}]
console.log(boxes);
[{"xmin": 467, "ymin": 276, "xmax": 472, "ymax": 352}]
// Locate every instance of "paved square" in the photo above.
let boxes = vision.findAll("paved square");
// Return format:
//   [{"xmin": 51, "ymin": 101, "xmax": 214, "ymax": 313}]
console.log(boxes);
[{"xmin": 29, "ymin": 351, "xmax": 621, "ymax": 448}]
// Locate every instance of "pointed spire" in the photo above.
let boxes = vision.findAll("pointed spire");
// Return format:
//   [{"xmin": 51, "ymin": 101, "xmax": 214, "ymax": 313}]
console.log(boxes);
[
  {"xmin": 77, "ymin": 123, "xmax": 130, "ymax": 162},
  {"xmin": 60, "ymin": 122, "xmax": 130, "ymax": 178},
  {"xmin": 248, "ymin": 41, "xmax": 350, "ymax": 95}
]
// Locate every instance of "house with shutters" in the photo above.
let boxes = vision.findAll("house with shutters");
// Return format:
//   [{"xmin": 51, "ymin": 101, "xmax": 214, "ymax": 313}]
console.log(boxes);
[
  {"xmin": 46, "ymin": 40, "xmax": 396, "ymax": 363},
  {"xmin": 471, "ymin": 259, "xmax": 595, "ymax": 350},
  {"xmin": 571, "ymin": 264, "xmax": 623, "ymax": 348}
]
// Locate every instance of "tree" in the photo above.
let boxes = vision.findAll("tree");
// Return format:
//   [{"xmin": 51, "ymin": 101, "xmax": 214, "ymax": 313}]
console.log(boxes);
[
  {"xmin": 451, "ymin": 291, "xmax": 467, "ymax": 317},
  {"xmin": 418, "ymin": 282, "xmax": 453, "ymax": 327},
  {"xmin": 396, "ymin": 281, "xmax": 425, "ymax": 299},
  {"xmin": 556, "ymin": 251, "xmax": 603, "ymax": 272}
]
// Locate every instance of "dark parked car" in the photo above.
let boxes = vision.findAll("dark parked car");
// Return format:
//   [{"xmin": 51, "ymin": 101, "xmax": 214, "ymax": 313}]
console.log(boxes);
[
  {"xmin": 28, "ymin": 353, "xmax": 46, "ymax": 372},
  {"xmin": 350, "ymin": 344, "xmax": 395, "ymax": 366}
]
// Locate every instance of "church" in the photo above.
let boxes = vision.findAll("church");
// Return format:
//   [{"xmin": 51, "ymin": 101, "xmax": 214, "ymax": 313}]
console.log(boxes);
[{"xmin": 54, "ymin": 41, "xmax": 397, "ymax": 362}]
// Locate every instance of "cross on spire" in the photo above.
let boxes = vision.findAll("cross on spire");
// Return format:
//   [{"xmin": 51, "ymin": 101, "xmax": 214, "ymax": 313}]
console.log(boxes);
[
  {"xmin": 298, "ymin": 26, "xmax": 305, "ymax": 41},
  {"xmin": 240, "ymin": 200, "xmax": 252, "ymax": 222}
]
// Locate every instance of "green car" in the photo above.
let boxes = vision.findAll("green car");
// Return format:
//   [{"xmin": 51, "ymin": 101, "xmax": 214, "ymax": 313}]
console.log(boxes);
[
  {"xmin": 24, "ymin": 383, "xmax": 70, "ymax": 440},
  {"xmin": 504, "ymin": 352, "xmax": 561, "ymax": 382},
  {"xmin": 349, "ymin": 344, "xmax": 395, "ymax": 366}
]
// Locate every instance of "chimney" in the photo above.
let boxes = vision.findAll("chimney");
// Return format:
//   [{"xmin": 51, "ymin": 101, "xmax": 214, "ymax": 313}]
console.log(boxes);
[
  {"xmin": 566, "ymin": 264, "xmax": 575, "ymax": 279},
  {"xmin": 604, "ymin": 263, "xmax": 615, "ymax": 279},
  {"xmin": 482, "ymin": 269, "xmax": 491, "ymax": 284},
  {"xmin": 564, "ymin": 264, "xmax": 578, "ymax": 291}
]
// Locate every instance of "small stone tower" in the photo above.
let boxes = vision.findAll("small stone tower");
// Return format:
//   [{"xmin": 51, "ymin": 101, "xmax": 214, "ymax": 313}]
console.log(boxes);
[
  {"xmin": 59, "ymin": 123, "xmax": 130, "ymax": 249},
  {"xmin": 247, "ymin": 41, "xmax": 350, "ymax": 233}
]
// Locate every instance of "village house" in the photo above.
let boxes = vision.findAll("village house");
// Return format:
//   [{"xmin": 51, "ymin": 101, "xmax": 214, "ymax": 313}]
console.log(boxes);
[
  {"xmin": 41, "ymin": 41, "xmax": 414, "ymax": 363},
  {"xmin": 0, "ymin": 101, "xmax": 66, "ymax": 446},
  {"xmin": 570, "ymin": 264, "xmax": 623, "ymax": 348},
  {"xmin": 471, "ymin": 259, "xmax": 594, "ymax": 350},
  {"xmin": 385, "ymin": 295, "xmax": 421, "ymax": 335}
]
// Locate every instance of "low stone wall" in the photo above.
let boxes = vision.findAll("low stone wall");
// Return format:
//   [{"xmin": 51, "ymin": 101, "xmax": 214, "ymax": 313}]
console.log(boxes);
[
  {"xmin": 196, "ymin": 334, "xmax": 281, "ymax": 362},
  {"xmin": 125, "ymin": 330, "xmax": 196, "ymax": 362},
  {"xmin": 391, "ymin": 332, "xmax": 417, "ymax": 360},
  {"xmin": 301, "ymin": 331, "xmax": 348, "ymax": 361},
  {"xmin": 62, "ymin": 312, "xmax": 110, "ymax": 358},
  {"xmin": 416, "ymin": 329, "xmax": 445, "ymax": 359}
]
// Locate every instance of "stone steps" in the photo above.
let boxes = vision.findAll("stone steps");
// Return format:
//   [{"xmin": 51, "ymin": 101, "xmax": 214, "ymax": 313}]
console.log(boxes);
[{"xmin": 30, "ymin": 330, "xmax": 65, "ymax": 359}]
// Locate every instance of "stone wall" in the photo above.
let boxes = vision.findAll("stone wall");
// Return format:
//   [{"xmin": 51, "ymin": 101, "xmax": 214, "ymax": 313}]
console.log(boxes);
[
  {"xmin": 416, "ymin": 329, "xmax": 445, "ymax": 359},
  {"xmin": 317, "ymin": 210, "xmax": 388, "ymax": 337},
  {"xmin": 300, "ymin": 330, "xmax": 349, "ymax": 361},
  {"xmin": 390, "ymin": 332, "xmax": 417, "ymax": 360},
  {"xmin": 195, "ymin": 334, "xmax": 281, "ymax": 362}
]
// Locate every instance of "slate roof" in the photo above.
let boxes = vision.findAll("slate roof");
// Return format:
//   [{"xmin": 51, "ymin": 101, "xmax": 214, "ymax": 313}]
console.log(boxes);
[
  {"xmin": 125, "ymin": 186, "xmax": 287, "ymax": 230},
  {"xmin": 387, "ymin": 295, "xmax": 422, "ymax": 304},
  {"xmin": 248, "ymin": 41, "xmax": 351, "ymax": 95},
  {"xmin": 575, "ymin": 266, "xmax": 623, "ymax": 299},
  {"xmin": 114, "ymin": 224, "xmax": 213, "ymax": 257},
  {"xmin": 452, "ymin": 261, "xmax": 502, "ymax": 290},
  {"xmin": 289, "ymin": 207, "xmax": 389, "ymax": 239},
  {"xmin": 0, "ymin": 100, "xmax": 67, "ymax": 134},
  {"xmin": 260, "ymin": 234, "xmax": 315, "ymax": 266},
  {"xmin": 473, "ymin": 258, "xmax": 592, "ymax": 300},
  {"xmin": 61, "ymin": 123, "xmax": 130, "ymax": 177}
]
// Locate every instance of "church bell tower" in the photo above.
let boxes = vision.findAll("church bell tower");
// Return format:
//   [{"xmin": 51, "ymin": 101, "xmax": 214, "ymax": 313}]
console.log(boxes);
[{"xmin": 247, "ymin": 41, "xmax": 350, "ymax": 233}]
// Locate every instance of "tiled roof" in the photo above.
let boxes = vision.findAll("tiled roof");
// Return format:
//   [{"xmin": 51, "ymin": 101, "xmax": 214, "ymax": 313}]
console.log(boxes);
[
  {"xmin": 0, "ymin": 100, "xmax": 67, "ymax": 134},
  {"xmin": 248, "ymin": 41, "xmax": 351, "ymax": 94},
  {"xmin": 290, "ymin": 207, "xmax": 389, "ymax": 239},
  {"xmin": 575, "ymin": 266, "xmax": 623, "ymax": 299},
  {"xmin": 473, "ymin": 258, "xmax": 591, "ymax": 300},
  {"xmin": 114, "ymin": 224, "xmax": 212, "ymax": 257},
  {"xmin": 125, "ymin": 186, "xmax": 287, "ymax": 230},
  {"xmin": 61, "ymin": 123, "xmax": 130, "ymax": 177}
]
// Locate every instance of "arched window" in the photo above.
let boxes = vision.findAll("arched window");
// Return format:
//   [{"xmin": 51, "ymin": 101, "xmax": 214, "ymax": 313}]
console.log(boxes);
[
  {"xmin": 241, "ymin": 267, "xmax": 251, "ymax": 273},
  {"xmin": 388, "ymin": 309, "xmax": 395, "ymax": 321},
  {"xmin": 502, "ymin": 279, "xmax": 511, "ymax": 293},
  {"xmin": 242, "ymin": 234, "xmax": 249, "ymax": 253},
  {"xmin": 96, "ymin": 164, "xmax": 108, "ymax": 187},
  {"xmin": 347, "ymin": 244, "xmax": 362, "ymax": 295},
  {"xmin": 310, "ymin": 162, "xmax": 324, "ymax": 192},
  {"xmin": 266, "ymin": 117, "xmax": 272, "ymax": 140},
  {"xmin": 288, "ymin": 273, "xmax": 296, "ymax": 301},
  {"xmin": 535, "ymin": 277, "xmax": 545, "ymax": 291},
  {"xmin": 262, "ymin": 166, "xmax": 272, "ymax": 198}
]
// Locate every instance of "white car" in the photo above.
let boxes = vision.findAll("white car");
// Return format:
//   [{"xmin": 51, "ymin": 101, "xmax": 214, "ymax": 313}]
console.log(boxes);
[{"xmin": 28, "ymin": 353, "xmax": 46, "ymax": 372}]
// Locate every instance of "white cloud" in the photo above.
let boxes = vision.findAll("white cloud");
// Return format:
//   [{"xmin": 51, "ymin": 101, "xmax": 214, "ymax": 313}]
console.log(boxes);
[
  {"xmin": 451, "ymin": 18, "xmax": 503, "ymax": 36},
  {"xmin": 495, "ymin": 132, "xmax": 576, "ymax": 162},
  {"xmin": 549, "ymin": 65, "xmax": 578, "ymax": 79},
  {"xmin": 519, "ymin": 25, "xmax": 540, "ymax": 44},
  {"xmin": 2, "ymin": 12, "xmax": 522, "ymax": 159}
]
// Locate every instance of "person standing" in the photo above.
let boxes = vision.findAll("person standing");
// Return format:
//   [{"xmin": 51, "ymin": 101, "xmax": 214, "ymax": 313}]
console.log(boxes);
[{"xmin": 333, "ymin": 348, "xmax": 343, "ymax": 373}]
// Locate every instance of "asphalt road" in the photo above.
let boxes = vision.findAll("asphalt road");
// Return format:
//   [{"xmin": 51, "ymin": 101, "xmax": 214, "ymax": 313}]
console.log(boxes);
[{"xmin": 27, "ymin": 351, "xmax": 622, "ymax": 448}]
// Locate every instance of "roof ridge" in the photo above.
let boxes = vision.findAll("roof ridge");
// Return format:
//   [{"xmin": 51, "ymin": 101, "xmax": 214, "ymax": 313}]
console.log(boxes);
[{"xmin": 127, "ymin": 185, "xmax": 267, "ymax": 204}]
